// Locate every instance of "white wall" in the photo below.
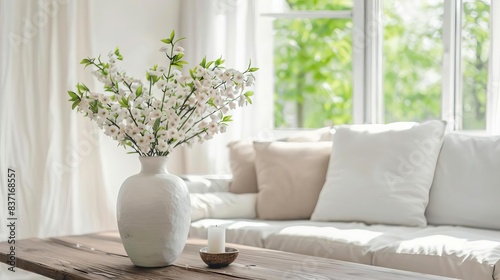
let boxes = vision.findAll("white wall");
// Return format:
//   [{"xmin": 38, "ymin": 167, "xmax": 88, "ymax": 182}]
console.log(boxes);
[{"xmin": 89, "ymin": 0, "xmax": 185, "ymax": 206}]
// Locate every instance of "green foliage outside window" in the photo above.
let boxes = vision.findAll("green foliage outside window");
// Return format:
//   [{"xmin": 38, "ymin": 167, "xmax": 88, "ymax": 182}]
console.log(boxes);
[
  {"xmin": 274, "ymin": 0, "xmax": 490, "ymax": 129},
  {"xmin": 383, "ymin": 0, "xmax": 443, "ymax": 123},
  {"xmin": 273, "ymin": 0, "xmax": 353, "ymax": 128},
  {"xmin": 462, "ymin": 0, "xmax": 490, "ymax": 129}
]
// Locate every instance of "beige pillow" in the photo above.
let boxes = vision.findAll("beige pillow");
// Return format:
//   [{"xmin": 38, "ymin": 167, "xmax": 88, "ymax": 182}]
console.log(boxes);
[
  {"xmin": 227, "ymin": 128, "xmax": 333, "ymax": 194},
  {"xmin": 254, "ymin": 141, "xmax": 332, "ymax": 220},
  {"xmin": 228, "ymin": 141, "xmax": 258, "ymax": 193}
]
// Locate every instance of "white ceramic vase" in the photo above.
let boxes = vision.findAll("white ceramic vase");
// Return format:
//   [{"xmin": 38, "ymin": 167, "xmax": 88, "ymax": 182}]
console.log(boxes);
[{"xmin": 117, "ymin": 156, "xmax": 191, "ymax": 267}]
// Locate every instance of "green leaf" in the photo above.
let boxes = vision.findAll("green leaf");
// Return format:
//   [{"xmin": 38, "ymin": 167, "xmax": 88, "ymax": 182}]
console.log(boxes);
[
  {"xmin": 173, "ymin": 61, "xmax": 188, "ymax": 69},
  {"xmin": 174, "ymin": 53, "xmax": 184, "ymax": 61},
  {"xmin": 248, "ymin": 67, "xmax": 259, "ymax": 72},
  {"xmin": 80, "ymin": 58, "xmax": 91, "ymax": 65},
  {"xmin": 104, "ymin": 85, "xmax": 115, "ymax": 93},
  {"xmin": 245, "ymin": 96, "xmax": 253, "ymax": 105},
  {"xmin": 222, "ymin": 115, "xmax": 232, "ymax": 122},
  {"xmin": 119, "ymin": 96, "xmax": 130, "ymax": 109},
  {"xmin": 71, "ymin": 100, "xmax": 80, "ymax": 110},
  {"xmin": 215, "ymin": 57, "xmax": 222, "ymax": 66},
  {"xmin": 89, "ymin": 100, "xmax": 99, "ymax": 113},
  {"xmin": 244, "ymin": 91, "xmax": 254, "ymax": 97},
  {"xmin": 173, "ymin": 37, "xmax": 186, "ymax": 44},
  {"xmin": 114, "ymin": 47, "xmax": 123, "ymax": 60},
  {"xmin": 161, "ymin": 38, "xmax": 172, "ymax": 44},
  {"xmin": 200, "ymin": 56, "xmax": 206, "ymax": 68},
  {"xmin": 215, "ymin": 58, "xmax": 225, "ymax": 66},
  {"xmin": 68, "ymin": 91, "xmax": 79, "ymax": 101},
  {"xmin": 136, "ymin": 85, "xmax": 143, "ymax": 98},
  {"xmin": 189, "ymin": 69, "xmax": 196, "ymax": 79},
  {"xmin": 77, "ymin": 83, "xmax": 90, "ymax": 93},
  {"xmin": 153, "ymin": 118, "xmax": 161, "ymax": 131},
  {"xmin": 169, "ymin": 29, "xmax": 175, "ymax": 41},
  {"xmin": 206, "ymin": 61, "xmax": 214, "ymax": 68}
]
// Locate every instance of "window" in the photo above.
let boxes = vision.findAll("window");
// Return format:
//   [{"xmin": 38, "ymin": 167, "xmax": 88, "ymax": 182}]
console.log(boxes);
[
  {"xmin": 269, "ymin": 0, "xmax": 495, "ymax": 131},
  {"xmin": 461, "ymin": 0, "xmax": 490, "ymax": 130},
  {"xmin": 383, "ymin": 0, "xmax": 444, "ymax": 123},
  {"xmin": 272, "ymin": 0, "xmax": 353, "ymax": 128}
]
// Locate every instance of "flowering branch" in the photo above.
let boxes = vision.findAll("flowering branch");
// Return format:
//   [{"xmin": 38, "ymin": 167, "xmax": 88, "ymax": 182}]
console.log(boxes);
[{"xmin": 68, "ymin": 30, "xmax": 258, "ymax": 157}]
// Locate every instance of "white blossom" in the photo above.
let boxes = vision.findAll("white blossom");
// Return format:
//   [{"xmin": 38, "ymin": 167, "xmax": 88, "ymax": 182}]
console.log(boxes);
[
  {"xmin": 70, "ymin": 33, "xmax": 257, "ymax": 156},
  {"xmin": 208, "ymin": 121, "xmax": 218, "ymax": 133},
  {"xmin": 246, "ymin": 76, "xmax": 255, "ymax": 86},
  {"xmin": 157, "ymin": 66, "xmax": 168, "ymax": 75},
  {"xmin": 151, "ymin": 109, "xmax": 162, "ymax": 119},
  {"xmin": 173, "ymin": 46, "xmax": 185, "ymax": 55},
  {"xmin": 98, "ymin": 108, "xmax": 109, "ymax": 119},
  {"xmin": 233, "ymin": 71, "xmax": 244, "ymax": 84},
  {"xmin": 156, "ymin": 80, "xmax": 167, "ymax": 90}
]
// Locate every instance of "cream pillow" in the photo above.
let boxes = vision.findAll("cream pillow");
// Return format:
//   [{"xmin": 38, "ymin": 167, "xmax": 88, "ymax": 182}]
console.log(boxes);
[
  {"xmin": 227, "ymin": 141, "xmax": 258, "ymax": 194},
  {"xmin": 311, "ymin": 121, "xmax": 446, "ymax": 227},
  {"xmin": 254, "ymin": 141, "xmax": 332, "ymax": 220},
  {"xmin": 227, "ymin": 128, "xmax": 333, "ymax": 194}
]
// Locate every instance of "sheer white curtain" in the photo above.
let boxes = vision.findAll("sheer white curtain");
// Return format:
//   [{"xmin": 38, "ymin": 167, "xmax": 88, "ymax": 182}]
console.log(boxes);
[
  {"xmin": 487, "ymin": 0, "xmax": 500, "ymax": 134},
  {"xmin": 0, "ymin": 0, "xmax": 116, "ymax": 267},
  {"xmin": 178, "ymin": 0, "xmax": 275, "ymax": 174}
]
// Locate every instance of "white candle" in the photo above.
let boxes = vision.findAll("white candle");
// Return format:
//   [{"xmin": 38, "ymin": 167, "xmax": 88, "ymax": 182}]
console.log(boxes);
[{"xmin": 207, "ymin": 226, "xmax": 225, "ymax": 253}]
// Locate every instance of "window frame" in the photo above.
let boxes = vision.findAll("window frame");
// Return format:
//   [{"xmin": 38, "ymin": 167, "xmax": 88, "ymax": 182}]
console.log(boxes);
[{"xmin": 266, "ymin": 0, "xmax": 495, "ymax": 132}]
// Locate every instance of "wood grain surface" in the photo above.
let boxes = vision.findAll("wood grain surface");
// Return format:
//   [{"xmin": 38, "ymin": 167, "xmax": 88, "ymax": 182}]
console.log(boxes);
[{"xmin": 0, "ymin": 231, "xmax": 457, "ymax": 280}]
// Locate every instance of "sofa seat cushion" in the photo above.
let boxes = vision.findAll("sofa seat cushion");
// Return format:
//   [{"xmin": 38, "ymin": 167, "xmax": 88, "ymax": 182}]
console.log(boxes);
[
  {"xmin": 373, "ymin": 226, "xmax": 500, "ymax": 280},
  {"xmin": 264, "ymin": 222, "xmax": 416, "ymax": 264},
  {"xmin": 190, "ymin": 219, "xmax": 311, "ymax": 248}
]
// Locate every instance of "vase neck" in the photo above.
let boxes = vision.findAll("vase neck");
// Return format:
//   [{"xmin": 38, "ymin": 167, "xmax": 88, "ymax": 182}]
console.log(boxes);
[{"xmin": 139, "ymin": 156, "xmax": 169, "ymax": 174}]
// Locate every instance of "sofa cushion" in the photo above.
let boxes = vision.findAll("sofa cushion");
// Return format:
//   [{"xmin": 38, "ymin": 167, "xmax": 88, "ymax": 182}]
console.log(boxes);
[
  {"xmin": 189, "ymin": 219, "xmax": 311, "ymax": 248},
  {"xmin": 311, "ymin": 121, "xmax": 446, "ymax": 227},
  {"xmin": 372, "ymin": 226, "xmax": 500, "ymax": 280},
  {"xmin": 190, "ymin": 192, "xmax": 257, "ymax": 222},
  {"xmin": 182, "ymin": 174, "xmax": 232, "ymax": 193},
  {"xmin": 264, "ymin": 222, "xmax": 416, "ymax": 265},
  {"xmin": 227, "ymin": 127, "xmax": 334, "ymax": 194},
  {"xmin": 426, "ymin": 133, "xmax": 500, "ymax": 230},
  {"xmin": 227, "ymin": 141, "xmax": 258, "ymax": 194},
  {"xmin": 254, "ymin": 141, "xmax": 332, "ymax": 220}
]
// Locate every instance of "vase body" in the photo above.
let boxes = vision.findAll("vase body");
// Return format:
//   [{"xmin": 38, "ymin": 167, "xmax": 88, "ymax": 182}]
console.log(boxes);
[{"xmin": 117, "ymin": 156, "xmax": 191, "ymax": 267}]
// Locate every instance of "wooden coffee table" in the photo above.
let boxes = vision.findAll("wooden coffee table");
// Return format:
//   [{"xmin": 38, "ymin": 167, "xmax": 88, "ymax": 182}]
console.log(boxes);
[{"xmin": 0, "ymin": 231, "xmax": 456, "ymax": 279}]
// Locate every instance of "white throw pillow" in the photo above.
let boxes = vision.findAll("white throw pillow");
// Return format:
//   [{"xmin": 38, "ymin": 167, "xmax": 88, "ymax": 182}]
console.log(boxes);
[
  {"xmin": 190, "ymin": 192, "xmax": 257, "ymax": 222},
  {"xmin": 426, "ymin": 133, "xmax": 500, "ymax": 230},
  {"xmin": 311, "ymin": 121, "xmax": 446, "ymax": 227}
]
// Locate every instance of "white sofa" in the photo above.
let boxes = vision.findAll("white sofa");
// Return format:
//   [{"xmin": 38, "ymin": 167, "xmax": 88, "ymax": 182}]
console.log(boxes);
[{"xmin": 186, "ymin": 124, "xmax": 500, "ymax": 280}]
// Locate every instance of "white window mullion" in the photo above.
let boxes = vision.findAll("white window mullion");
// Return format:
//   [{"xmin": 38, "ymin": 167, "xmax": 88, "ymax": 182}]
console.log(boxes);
[
  {"xmin": 352, "ymin": 0, "xmax": 366, "ymax": 124},
  {"xmin": 441, "ymin": 0, "xmax": 459, "ymax": 131},
  {"xmin": 454, "ymin": 0, "xmax": 464, "ymax": 131},
  {"xmin": 487, "ymin": 0, "xmax": 500, "ymax": 134},
  {"xmin": 363, "ymin": 0, "xmax": 383, "ymax": 124},
  {"xmin": 262, "ymin": 11, "xmax": 352, "ymax": 19}
]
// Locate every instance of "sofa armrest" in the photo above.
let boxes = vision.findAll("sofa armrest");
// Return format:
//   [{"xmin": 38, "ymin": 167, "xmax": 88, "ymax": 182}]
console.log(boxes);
[
  {"xmin": 181, "ymin": 174, "xmax": 232, "ymax": 193},
  {"xmin": 190, "ymin": 192, "xmax": 257, "ymax": 222}
]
